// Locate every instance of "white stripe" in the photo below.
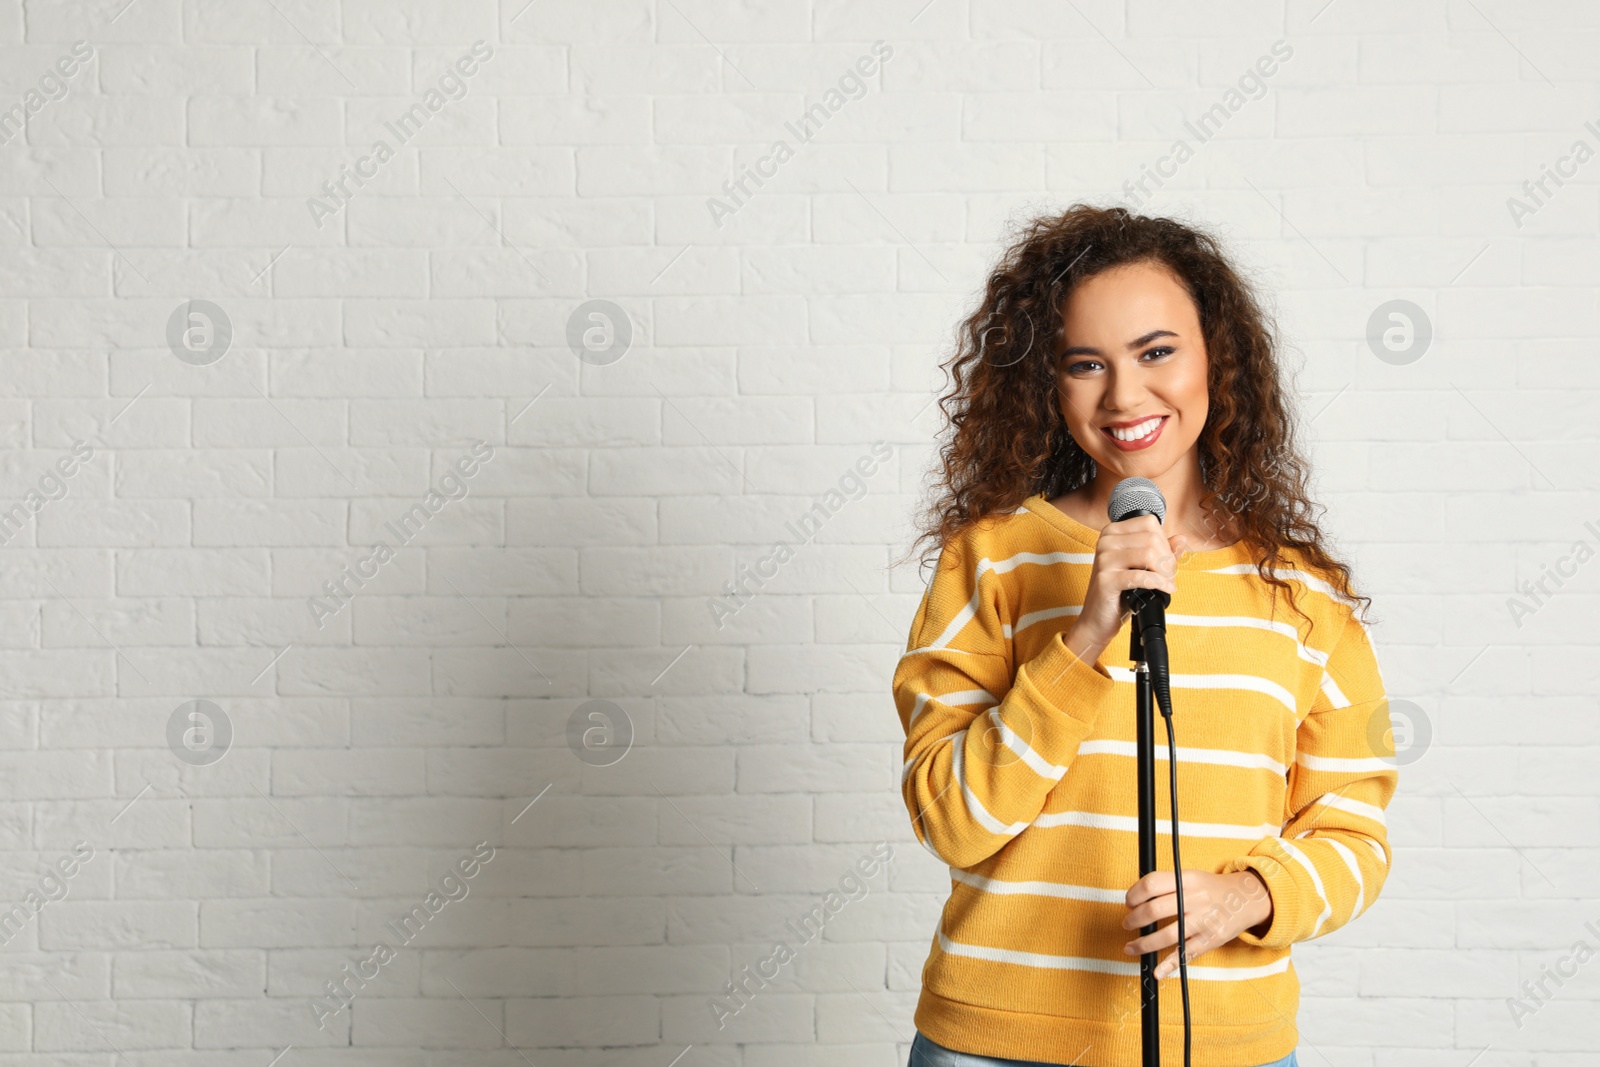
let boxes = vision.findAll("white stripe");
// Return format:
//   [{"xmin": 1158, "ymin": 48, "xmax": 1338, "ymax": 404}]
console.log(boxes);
[
  {"xmin": 1203, "ymin": 564, "xmax": 1364, "ymax": 611},
  {"xmin": 1166, "ymin": 613, "xmax": 1329, "ymax": 667},
  {"xmin": 1278, "ymin": 838, "xmax": 1332, "ymax": 937},
  {"xmin": 925, "ymin": 551, "xmax": 1091, "ymax": 651},
  {"xmin": 1010, "ymin": 604, "xmax": 1081, "ymax": 637},
  {"xmin": 1032, "ymin": 809, "xmax": 1281, "ymax": 839},
  {"xmin": 936, "ymin": 931, "xmax": 1293, "ymax": 981},
  {"xmin": 1362, "ymin": 835, "xmax": 1389, "ymax": 868},
  {"xmin": 944, "ymin": 688, "xmax": 999, "ymax": 706},
  {"xmin": 1297, "ymin": 751, "xmax": 1393, "ymax": 774},
  {"xmin": 1105, "ymin": 665, "xmax": 1298, "ymax": 717},
  {"xmin": 926, "ymin": 588, "xmax": 983, "ymax": 651},
  {"xmin": 1314, "ymin": 791, "xmax": 1387, "ymax": 827},
  {"xmin": 1350, "ymin": 606, "xmax": 1376, "ymax": 645},
  {"xmin": 1362, "ymin": 621, "xmax": 1387, "ymax": 690},
  {"xmin": 984, "ymin": 707, "xmax": 1067, "ymax": 781},
  {"xmin": 1319, "ymin": 670, "xmax": 1351, "ymax": 709},
  {"xmin": 949, "ymin": 868, "xmax": 1125, "ymax": 904},
  {"xmin": 919, "ymin": 544, "xmax": 985, "ymax": 650},
  {"xmin": 950, "ymin": 731, "xmax": 1030, "ymax": 838},
  {"xmin": 1012, "ymin": 609, "xmax": 1329, "ymax": 659},
  {"xmin": 902, "ymin": 725, "xmax": 974, "ymax": 785},
  {"xmin": 1078, "ymin": 738, "xmax": 1287, "ymax": 777},
  {"xmin": 1325, "ymin": 838, "xmax": 1365, "ymax": 919},
  {"xmin": 990, "ymin": 549, "xmax": 1096, "ymax": 572},
  {"xmin": 898, "ymin": 645, "xmax": 995, "ymax": 662},
  {"xmin": 908, "ymin": 688, "xmax": 996, "ymax": 727},
  {"xmin": 906, "ymin": 708, "xmax": 1064, "ymax": 787}
]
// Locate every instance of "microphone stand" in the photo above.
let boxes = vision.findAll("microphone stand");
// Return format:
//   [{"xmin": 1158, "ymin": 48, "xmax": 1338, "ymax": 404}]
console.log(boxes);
[{"xmin": 1126, "ymin": 589, "xmax": 1170, "ymax": 1067}]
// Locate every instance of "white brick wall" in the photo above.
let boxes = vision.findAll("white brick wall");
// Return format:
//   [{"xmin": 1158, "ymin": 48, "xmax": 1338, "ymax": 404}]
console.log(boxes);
[{"xmin": 0, "ymin": 0, "xmax": 1594, "ymax": 1062}]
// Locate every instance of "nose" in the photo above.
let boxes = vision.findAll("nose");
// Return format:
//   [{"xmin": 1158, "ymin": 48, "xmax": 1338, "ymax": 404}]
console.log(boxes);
[{"xmin": 1103, "ymin": 361, "xmax": 1149, "ymax": 414}]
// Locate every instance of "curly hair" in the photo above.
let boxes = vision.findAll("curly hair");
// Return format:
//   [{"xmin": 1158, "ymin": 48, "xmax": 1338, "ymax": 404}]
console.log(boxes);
[{"xmin": 897, "ymin": 203, "xmax": 1372, "ymax": 643}]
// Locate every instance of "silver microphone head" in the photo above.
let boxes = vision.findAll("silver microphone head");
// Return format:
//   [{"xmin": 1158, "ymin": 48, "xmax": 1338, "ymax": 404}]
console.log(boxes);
[{"xmin": 1107, "ymin": 476, "xmax": 1166, "ymax": 524}]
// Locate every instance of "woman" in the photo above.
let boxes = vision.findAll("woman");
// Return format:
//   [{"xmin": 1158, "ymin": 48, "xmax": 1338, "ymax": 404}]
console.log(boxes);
[{"xmin": 891, "ymin": 205, "xmax": 1397, "ymax": 1067}]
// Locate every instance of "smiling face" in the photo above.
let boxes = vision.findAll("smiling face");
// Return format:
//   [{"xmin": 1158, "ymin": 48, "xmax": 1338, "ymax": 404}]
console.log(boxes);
[{"xmin": 1054, "ymin": 260, "xmax": 1210, "ymax": 482}]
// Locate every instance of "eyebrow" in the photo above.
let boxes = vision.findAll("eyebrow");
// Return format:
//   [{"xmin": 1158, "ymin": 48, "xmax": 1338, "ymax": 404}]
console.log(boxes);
[{"xmin": 1059, "ymin": 329, "xmax": 1179, "ymax": 358}]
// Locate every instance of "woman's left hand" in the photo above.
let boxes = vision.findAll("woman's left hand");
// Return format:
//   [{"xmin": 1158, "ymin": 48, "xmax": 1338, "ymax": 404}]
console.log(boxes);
[{"xmin": 1122, "ymin": 869, "xmax": 1272, "ymax": 979}]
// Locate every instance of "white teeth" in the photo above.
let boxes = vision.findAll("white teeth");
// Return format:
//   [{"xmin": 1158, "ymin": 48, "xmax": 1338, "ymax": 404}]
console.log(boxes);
[{"xmin": 1110, "ymin": 417, "xmax": 1163, "ymax": 442}]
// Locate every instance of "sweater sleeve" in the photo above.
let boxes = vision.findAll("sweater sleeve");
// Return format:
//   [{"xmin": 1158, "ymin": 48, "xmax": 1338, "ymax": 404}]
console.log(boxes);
[
  {"xmin": 893, "ymin": 527, "xmax": 1125, "ymax": 869},
  {"xmin": 1222, "ymin": 607, "xmax": 1399, "ymax": 949}
]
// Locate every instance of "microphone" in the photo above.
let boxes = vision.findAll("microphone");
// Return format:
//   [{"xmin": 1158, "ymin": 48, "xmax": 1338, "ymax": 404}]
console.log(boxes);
[{"xmin": 1107, "ymin": 477, "xmax": 1173, "ymax": 718}]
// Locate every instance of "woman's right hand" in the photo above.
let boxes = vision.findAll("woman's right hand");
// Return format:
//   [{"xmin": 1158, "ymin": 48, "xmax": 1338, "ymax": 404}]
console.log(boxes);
[{"xmin": 1064, "ymin": 514, "xmax": 1187, "ymax": 665}]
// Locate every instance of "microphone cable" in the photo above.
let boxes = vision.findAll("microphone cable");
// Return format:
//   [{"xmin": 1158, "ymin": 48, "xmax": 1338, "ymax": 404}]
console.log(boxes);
[{"xmin": 1159, "ymin": 692, "xmax": 1192, "ymax": 1067}]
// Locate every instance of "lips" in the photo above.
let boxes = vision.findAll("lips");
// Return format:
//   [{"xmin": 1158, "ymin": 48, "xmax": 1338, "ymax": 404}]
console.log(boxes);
[{"xmin": 1100, "ymin": 415, "xmax": 1168, "ymax": 452}]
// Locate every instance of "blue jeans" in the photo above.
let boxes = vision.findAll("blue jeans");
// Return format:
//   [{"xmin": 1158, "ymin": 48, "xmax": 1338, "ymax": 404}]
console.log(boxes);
[{"xmin": 910, "ymin": 1031, "xmax": 1298, "ymax": 1067}]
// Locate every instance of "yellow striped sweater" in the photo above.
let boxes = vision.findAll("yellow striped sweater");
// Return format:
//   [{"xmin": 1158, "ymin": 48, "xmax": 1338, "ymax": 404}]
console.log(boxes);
[{"xmin": 893, "ymin": 494, "xmax": 1397, "ymax": 1067}]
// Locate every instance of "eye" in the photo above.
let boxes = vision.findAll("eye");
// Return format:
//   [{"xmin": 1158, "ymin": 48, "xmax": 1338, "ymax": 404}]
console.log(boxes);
[{"xmin": 1061, "ymin": 346, "xmax": 1176, "ymax": 375}]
